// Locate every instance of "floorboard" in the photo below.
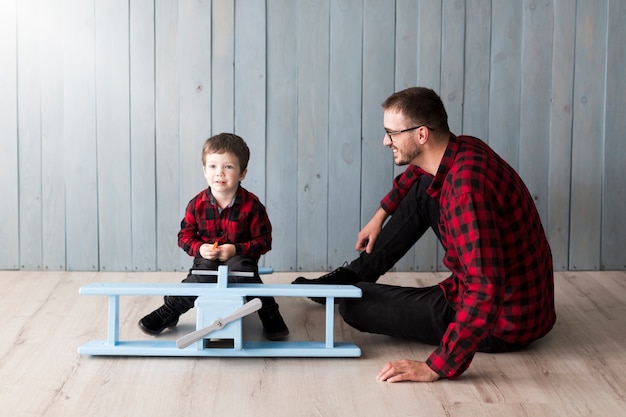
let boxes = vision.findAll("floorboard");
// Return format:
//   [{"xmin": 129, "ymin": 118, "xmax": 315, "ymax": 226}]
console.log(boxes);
[{"xmin": 0, "ymin": 270, "xmax": 624, "ymax": 416}]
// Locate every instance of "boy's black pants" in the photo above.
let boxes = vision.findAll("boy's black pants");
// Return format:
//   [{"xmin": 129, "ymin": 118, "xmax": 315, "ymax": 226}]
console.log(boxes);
[{"xmin": 165, "ymin": 255, "xmax": 278, "ymax": 314}]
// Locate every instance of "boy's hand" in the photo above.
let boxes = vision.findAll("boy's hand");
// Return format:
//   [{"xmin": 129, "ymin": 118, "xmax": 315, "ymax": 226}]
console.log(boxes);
[
  {"xmin": 199, "ymin": 243, "xmax": 217, "ymax": 260},
  {"xmin": 199, "ymin": 243, "xmax": 235, "ymax": 261},
  {"xmin": 215, "ymin": 244, "xmax": 235, "ymax": 261}
]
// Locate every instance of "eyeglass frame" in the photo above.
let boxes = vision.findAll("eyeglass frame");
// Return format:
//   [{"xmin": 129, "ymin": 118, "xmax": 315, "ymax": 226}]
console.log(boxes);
[{"xmin": 385, "ymin": 124, "xmax": 434, "ymax": 143}]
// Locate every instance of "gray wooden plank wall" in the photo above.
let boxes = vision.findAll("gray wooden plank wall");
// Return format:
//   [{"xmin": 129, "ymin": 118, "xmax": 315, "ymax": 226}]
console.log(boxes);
[{"xmin": 1, "ymin": 0, "xmax": 624, "ymax": 272}]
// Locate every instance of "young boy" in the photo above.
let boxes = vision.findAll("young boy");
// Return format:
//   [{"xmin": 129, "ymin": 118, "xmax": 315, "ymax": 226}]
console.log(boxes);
[{"xmin": 138, "ymin": 133, "xmax": 289, "ymax": 340}]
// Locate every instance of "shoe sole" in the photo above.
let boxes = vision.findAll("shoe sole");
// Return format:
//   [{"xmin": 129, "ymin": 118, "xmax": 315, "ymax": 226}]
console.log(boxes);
[
  {"xmin": 137, "ymin": 319, "xmax": 178, "ymax": 336},
  {"xmin": 264, "ymin": 329, "xmax": 290, "ymax": 341}
]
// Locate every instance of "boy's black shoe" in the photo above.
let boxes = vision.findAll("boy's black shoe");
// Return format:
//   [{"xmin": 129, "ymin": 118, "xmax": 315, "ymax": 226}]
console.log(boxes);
[
  {"xmin": 138, "ymin": 304, "xmax": 180, "ymax": 335},
  {"xmin": 291, "ymin": 267, "xmax": 360, "ymax": 304},
  {"xmin": 258, "ymin": 306, "xmax": 289, "ymax": 341}
]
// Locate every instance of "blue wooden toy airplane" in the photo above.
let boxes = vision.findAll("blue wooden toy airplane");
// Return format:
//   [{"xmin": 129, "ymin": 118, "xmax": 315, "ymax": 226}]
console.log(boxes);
[{"xmin": 78, "ymin": 265, "xmax": 362, "ymax": 357}]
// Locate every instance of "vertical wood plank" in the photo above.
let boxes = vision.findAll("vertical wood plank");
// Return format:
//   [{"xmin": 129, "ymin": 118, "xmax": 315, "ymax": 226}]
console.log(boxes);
[
  {"xmin": 489, "ymin": 0, "xmax": 523, "ymax": 167},
  {"xmin": 41, "ymin": 0, "xmax": 66, "ymax": 270},
  {"xmin": 547, "ymin": 0, "xmax": 576, "ymax": 271},
  {"xmin": 17, "ymin": 0, "xmax": 43, "ymax": 270},
  {"xmin": 569, "ymin": 1, "xmax": 607, "ymax": 270},
  {"xmin": 0, "ymin": 0, "xmax": 19, "ymax": 269},
  {"xmin": 155, "ymin": 0, "xmax": 182, "ymax": 271},
  {"xmin": 361, "ymin": 0, "xmax": 396, "ymax": 236},
  {"xmin": 297, "ymin": 0, "xmax": 330, "ymax": 271},
  {"xmin": 63, "ymin": 0, "xmax": 99, "ymax": 270},
  {"xmin": 463, "ymin": 0, "xmax": 491, "ymax": 139},
  {"xmin": 519, "ymin": 0, "xmax": 554, "ymax": 224},
  {"xmin": 130, "ymin": 0, "xmax": 157, "ymax": 271},
  {"xmin": 395, "ymin": 0, "xmax": 418, "ymax": 91},
  {"xmin": 327, "ymin": 0, "xmax": 363, "ymax": 269},
  {"xmin": 234, "ymin": 0, "xmax": 266, "ymax": 200},
  {"xmin": 438, "ymin": 0, "xmax": 464, "ymax": 271},
  {"xmin": 212, "ymin": 0, "xmax": 235, "ymax": 133},
  {"xmin": 601, "ymin": 0, "xmax": 626, "ymax": 269},
  {"xmin": 234, "ymin": 1, "xmax": 268, "ymax": 266},
  {"xmin": 265, "ymin": 0, "xmax": 298, "ymax": 271},
  {"xmin": 416, "ymin": 0, "xmax": 442, "ymax": 89},
  {"xmin": 178, "ymin": 0, "xmax": 212, "ymax": 270},
  {"xmin": 393, "ymin": 0, "xmax": 418, "ymax": 271},
  {"xmin": 413, "ymin": 0, "xmax": 442, "ymax": 272},
  {"xmin": 441, "ymin": 0, "xmax": 465, "ymax": 134},
  {"xmin": 95, "ymin": 0, "xmax": 132, "ymax": 271}
]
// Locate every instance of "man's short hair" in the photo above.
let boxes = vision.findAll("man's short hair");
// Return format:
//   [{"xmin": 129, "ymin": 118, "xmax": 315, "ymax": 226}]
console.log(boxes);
[{"xmin": 382, "ymin": 87, "xmax": 450, "ymax": 133}]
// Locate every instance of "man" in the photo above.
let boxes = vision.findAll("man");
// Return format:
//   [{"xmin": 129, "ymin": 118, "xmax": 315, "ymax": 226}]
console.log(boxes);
[{"xmin": 293, "ymin": 87, "xmax": 556, "ymax": 382}]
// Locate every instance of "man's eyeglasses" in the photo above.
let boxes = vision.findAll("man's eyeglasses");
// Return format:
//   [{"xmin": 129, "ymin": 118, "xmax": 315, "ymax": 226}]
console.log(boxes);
[{"xmin": 385, "ymin": 125, "xmax": 434, "ymax": 142}]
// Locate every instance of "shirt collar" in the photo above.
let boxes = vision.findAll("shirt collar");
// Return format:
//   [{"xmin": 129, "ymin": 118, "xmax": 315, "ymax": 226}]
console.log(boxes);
[
  {"xmin": 206, "ymin": 185, "xmax": 241, "ymax": 211},
  {"xmin": 427, "ymin": 134, "xmax": 459, "ymax": 198}
]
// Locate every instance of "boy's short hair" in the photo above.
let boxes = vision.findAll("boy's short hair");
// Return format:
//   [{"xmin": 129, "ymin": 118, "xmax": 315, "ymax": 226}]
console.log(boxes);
[
  {"xmin": 382, "ymin": 87, "xmax": 450, "ymax": 133},
  {"xmin": 202, "ymin": 133, "xmax": 251, "ymax": 172}
]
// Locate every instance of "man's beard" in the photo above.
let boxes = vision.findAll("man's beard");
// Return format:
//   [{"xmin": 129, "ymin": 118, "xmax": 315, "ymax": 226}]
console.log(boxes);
[{"xmin": 393, "ymin": 143, "xmax": 422, "ymax": 166}]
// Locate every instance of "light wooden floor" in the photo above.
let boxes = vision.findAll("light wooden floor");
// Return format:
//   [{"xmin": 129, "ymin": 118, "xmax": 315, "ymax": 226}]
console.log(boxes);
[{"xmin": 0, "ymin": 270, "xmax": 624, "ymax": 417}]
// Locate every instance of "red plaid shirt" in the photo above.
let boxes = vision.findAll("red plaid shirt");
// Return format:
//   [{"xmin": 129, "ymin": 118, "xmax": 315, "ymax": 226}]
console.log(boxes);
[
  {"xmin": 178, "ymin": 186, "xmax": 272, "ymax": 261},
  {"xmin": 381, "ymin": 134, "xmax": 555, "ymax": 379}
]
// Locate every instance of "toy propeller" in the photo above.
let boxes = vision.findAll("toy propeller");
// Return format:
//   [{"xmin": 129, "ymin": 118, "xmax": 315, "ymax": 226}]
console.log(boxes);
[{"xmin": 176, "ymin": 298, "xmax": 263, "ymax": 349}]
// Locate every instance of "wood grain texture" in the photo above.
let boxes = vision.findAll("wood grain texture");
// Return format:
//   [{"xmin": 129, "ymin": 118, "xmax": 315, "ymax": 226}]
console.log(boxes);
[
  {"xmin": 296, "ymin": 0, "xmax": 330, "ymax": 271},
  {"xmin": 0, "ymin": 0, "xmax": 19, "ymax": 269},
  {"xmin": 519, "ymin": 0, "xmax": 553, "ymax": 224},
  {"xmin": 95, "ymin": 0, "xmax": 132, "ymax": 271},
  {"xmin": 212, "ymin": 0, "xmax": 235, "ymax": 134},
  {"xmin": 548, "ymin": 0, "xmax": 576, "ymax": 271},
  {"xmin": 462, "ymin": 0, "xmax": 491, "ymax": 140},
  {"xmin": 235, "ymin": 0, "xmax": 267, "ymax": 201},
  {"xmin": 130, "ymin": 0, "xmax": 157, "ymax": 271},
  {"xmin": 63, "ymin": 0, "xmax": 99, "ymax": 270},
  {"xmin": 154, "ymin": 0, "xmax": 182, "ymax": 271},
  {"xmin": 265, "ymin": 0, "xmax": 298, "ymax": 272},
  {"xmin": 489, "ymin": 0, "xmax": 522, "ymax": 167},
  {"xmin": 17, "ymin": 0, "xmax": 43, "ymax": 269},
  {"xmin": 327, "ymin": 0, "xmax": 363, "ymax": 270},
  {"xmin": 360, "ymin": 0, "xmax": 396, "ymax": 234},
  {"xmin": 2, "ymin": 0, "xmax": 625, "ymax": 272},
  {"xmin": 569, "ymin": 1, "xmax": 607, "ymax": 270},
  {"xmin": 0, "ymin": 270, "xmax": 624, "ymax": 416},
  {"xmin": 393, "ymin": 0, "xmax": 420, "ymax": 272},
  {"xmin": 602, "ymin": 0, "xmax": 626, "ymax": 270},
  {"xmin": 41, "ymin": 0, "xmax": 66, "ymax": 271}
]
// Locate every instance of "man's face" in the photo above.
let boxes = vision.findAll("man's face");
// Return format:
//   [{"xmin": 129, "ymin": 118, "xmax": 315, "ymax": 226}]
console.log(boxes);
[{"xmin": 382, "ymin": 109, "xmax": 422, "ymax": 166}]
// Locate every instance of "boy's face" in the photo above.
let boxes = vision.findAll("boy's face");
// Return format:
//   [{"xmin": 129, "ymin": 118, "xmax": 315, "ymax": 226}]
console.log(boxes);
[{"xmin": 202, "ymin": 151, "xmax": 247, "ymax": 194}]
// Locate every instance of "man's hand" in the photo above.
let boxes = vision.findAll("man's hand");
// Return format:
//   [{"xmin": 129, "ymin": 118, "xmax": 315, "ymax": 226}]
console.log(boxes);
[
  {"xmin": 355, "ymin": 208, "xmax": 388, "ymax": 253},
  {"xmin": 376, "ymin": 360, "xmax": 440, "ymax": 383}
]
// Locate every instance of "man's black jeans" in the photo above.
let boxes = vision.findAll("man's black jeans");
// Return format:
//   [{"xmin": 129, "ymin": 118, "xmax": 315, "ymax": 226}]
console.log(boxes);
[{"xmin": 339, "ymin": 175, "xmax": 522, "ymax": 353}]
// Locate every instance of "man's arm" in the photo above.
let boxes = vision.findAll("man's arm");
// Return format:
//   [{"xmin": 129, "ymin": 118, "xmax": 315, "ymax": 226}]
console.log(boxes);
[
  {"xmin": 355, "ymin": 207, "xmax": 388, "ymax": 253},
  {"xmin": 357, "ymin": 165, "xmax": 428, "ymax": 253},
  {"xmin": 426, "ymin": 192, "xmax": 505, "ymax": 379}
]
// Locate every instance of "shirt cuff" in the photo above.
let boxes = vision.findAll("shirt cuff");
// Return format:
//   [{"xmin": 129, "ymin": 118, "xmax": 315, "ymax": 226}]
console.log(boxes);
[{"xmin": 426, "ymin": 348, "xmax": 474, "ymax": 380}]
